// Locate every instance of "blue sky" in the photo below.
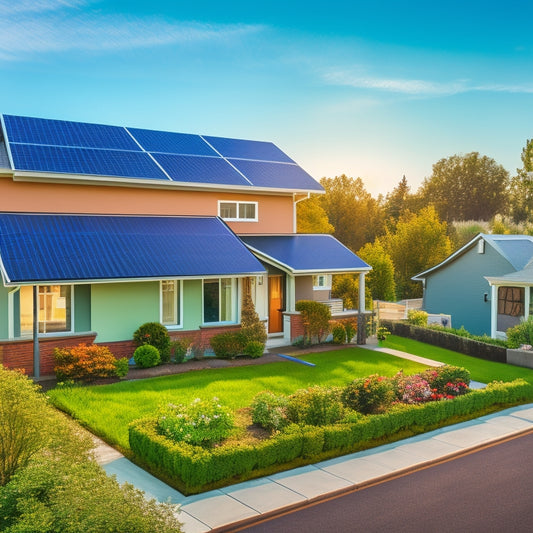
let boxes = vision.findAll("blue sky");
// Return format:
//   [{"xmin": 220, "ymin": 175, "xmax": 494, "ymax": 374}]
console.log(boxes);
[{"xmin": 1, "ymin": 0, "xmax": 533, "ymax": 196}]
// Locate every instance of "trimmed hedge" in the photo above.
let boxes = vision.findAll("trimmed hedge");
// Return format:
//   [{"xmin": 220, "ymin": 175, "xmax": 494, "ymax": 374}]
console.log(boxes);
[
  {"xmin": 129, "ymin": 379, "xmax": 533, "ymax": 494},
  {"xmin": 382, "ymin": 320, "xmax": 507, "ymax": 362}
]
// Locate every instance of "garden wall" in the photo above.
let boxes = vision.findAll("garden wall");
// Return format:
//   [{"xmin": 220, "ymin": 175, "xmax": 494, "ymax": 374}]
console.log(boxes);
[{"xmin": 382, "ymin": 320, "xmax": 507, "ymax": 363}]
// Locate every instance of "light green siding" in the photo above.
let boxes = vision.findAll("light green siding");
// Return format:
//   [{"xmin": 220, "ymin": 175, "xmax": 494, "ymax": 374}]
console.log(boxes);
[
  {"xmin": 183, "ymin": 280, "xmax": 203, "ymax": 330},
  {"xmin": 0, "ymin": 284, "xmax": 9, "ymax": 339},
  {"xmin": 74, "ymin": 284, "xmax": 91, "ymax": 332},
  {"xmin": 423, "ymin": 242, "xmax": 514, "ymax": 335},
  {"xmin": 91, "ymin": 282, "xmax": 159, "ymax": 343}
]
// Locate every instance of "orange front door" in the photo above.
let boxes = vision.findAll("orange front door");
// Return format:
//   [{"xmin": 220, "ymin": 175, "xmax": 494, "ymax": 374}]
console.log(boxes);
[{"xmin": 268, "ymin": 276, "xmax": 284, "ymax": 333}]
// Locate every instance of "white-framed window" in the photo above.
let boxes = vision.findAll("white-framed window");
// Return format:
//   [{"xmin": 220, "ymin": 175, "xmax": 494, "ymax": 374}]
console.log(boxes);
[
  {"xmin": 218, "ymin": 201, "xmax": 258, "ymax": 222},
  {"xmin": 20, "ymin": 284, "xmax": 73, "ymax": 335},
  {"xmin": 203, "ymin": 278, "xmax": 236, "ymax": 323},
  {"xmin": 312, "ymin": 274, "xmax": 332, "ymax": 290},
  {"xmin": 161, "ymin": 280, "xmax": 182, "ymax": 327}
]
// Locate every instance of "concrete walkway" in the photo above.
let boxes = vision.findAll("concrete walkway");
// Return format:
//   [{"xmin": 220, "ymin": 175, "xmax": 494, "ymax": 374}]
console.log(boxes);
[{"xmin": 94, "ymin": 345, "xmax": 533, "ymax": 532}]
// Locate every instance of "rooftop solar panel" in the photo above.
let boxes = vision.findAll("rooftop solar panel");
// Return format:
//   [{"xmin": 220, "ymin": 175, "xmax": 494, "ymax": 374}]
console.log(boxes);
[
  {"xmin": 202, "ymin": 135, "xmax": 295, "ymax": 163},
  {"xmin": 9, "ymin": 143, "xmax": 168, "ymax": 180},
  {"xmin": 3, "ymin": 114, "xmax": 141, "ymax": 151},
  {"xmin": 152, "ymin": 153, "xmax": 251, "ymax": 186},
  {"xmin": 127, "ymin": 127, "xmax": 218, "ymax": 156},
  {"xmin": 229, "ymin": 159, "xmax": 322, "ymax": 191}
]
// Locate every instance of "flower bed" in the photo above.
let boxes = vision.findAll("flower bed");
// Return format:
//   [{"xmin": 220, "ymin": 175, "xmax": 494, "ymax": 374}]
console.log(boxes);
[{"xmin": 129, "ymin": 377, "xmax": 533, "ymax": 494}]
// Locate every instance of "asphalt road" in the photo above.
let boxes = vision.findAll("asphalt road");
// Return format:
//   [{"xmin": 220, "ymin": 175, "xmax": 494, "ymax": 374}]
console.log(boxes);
[{"xmin": 234, "ymin": 430, "xmax": 533, "ymax": 533}]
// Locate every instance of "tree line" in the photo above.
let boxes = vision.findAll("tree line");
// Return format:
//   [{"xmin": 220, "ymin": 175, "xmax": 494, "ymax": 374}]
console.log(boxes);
[{"xmin": 297, "ymin": 140, "xmax": 533, "ymax": 303}]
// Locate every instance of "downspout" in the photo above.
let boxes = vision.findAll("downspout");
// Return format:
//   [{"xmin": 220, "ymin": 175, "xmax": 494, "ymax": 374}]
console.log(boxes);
[{"xmin": 293, "ymin": 193, "xmax": 310, "ymax": 233}]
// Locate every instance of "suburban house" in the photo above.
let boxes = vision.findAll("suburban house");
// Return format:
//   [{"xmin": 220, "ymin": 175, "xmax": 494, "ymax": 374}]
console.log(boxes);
[
  {"xmin": 412, "ymin": 233, "xmax": 533, "ymax": 338},
  {"xmin": 0, "ymin": 114, "xmax": 370, "ymax": 376}
]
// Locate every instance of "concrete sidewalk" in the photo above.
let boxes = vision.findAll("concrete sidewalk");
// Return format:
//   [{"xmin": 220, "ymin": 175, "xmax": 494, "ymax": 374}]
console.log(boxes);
[{"xmin": 94, "ymin": 345, "xmax": 533, "ymax": 532}]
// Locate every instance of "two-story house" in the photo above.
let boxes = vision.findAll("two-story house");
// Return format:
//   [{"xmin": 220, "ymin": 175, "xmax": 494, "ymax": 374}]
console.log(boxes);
[{"xmin": 0, "ymin": 114, "xmax": 370, "ymax": 376}]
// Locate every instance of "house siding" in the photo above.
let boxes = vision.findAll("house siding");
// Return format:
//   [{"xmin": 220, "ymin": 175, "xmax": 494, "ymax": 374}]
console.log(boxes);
[
  {"xmin": 423, "ymin": 243, "xmax": 514, "ymax": 335},
  {"xmin": 0, "ymin": 284, "xmax": 8, "ymax": 339},
  {"xmin": 0, "ymin": 178, "xmax": 294, "ymax": 234}
]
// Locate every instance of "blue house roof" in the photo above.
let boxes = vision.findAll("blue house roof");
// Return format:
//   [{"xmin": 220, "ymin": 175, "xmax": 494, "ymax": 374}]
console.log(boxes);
[
  {"xmin": 0, "ymin": 114, "xmax": 323, "ymax": 193},
  {"xmin": 0, "ymin": 213, "xmax": 265, "ymax": 285},
  {"xmin": 239, "ymin": 234, "xmax": 371, "ymax": 274}
]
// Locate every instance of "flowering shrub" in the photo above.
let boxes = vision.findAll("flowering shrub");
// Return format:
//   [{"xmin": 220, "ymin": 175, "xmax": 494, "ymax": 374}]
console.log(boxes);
[
  {"xmin": 133, "ymin": 322, "xmax": 171, "ymax": 363},
  {"xmin": 287, "ymin": 386, "xmax": 344, "ymax": 426},
  {"xmin": 443, "ymin": 381, "xmax": 469, "ymax": 397},
  {"xmin": 251, "ymin": 391, "xmax": 289, "ymax": 432},
  {"xmin": 422, "ymin": 365, "xmax": 471, "ymax": 393},
  {"xmin": 392, "ymin": 371, "xmax": 433, "ymax": 403},
  {"xmin": 377, "ymin": 326, "xmax": 390, "ymax": 341},
  {"xmin": 133, "ymin": 345, "xmax": 161, "ymax": 368},
  {"xmin": 407, "ymin": 310, "xmax": 428, "ymax": 326},
  {"xmin": 157, "ymin": 398, "xmax": 234, "ymax": 447},
  {"xmin": 54, "ymin": 344, "xmax": 127, "ymax": 382},
  {"xmin": 341, "ymin": 375, "xmax": 394, "ymax": 414}
]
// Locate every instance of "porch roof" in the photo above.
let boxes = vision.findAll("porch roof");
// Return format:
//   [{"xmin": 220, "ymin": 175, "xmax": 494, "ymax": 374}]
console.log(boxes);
[
  {"xmin": 239, "ymin": 234, "xmax": 371, "ymax": 274},
  {"xmin": 0, "ymin": 213, "xmax": 265, "ymax": 285},
  {"xmin": 485, "ymin": 261, "xmax": 533, "ymax": 286}
]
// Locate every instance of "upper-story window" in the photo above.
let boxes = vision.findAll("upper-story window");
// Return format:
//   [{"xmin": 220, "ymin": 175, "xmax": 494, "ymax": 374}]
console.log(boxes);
[
  {"xmin": 219, "ymin": 201, "xmax": 258, "ymax": 222},
  {"xmin": 313, "ymin": 274, "xmax": 332, "ymax": 290}
]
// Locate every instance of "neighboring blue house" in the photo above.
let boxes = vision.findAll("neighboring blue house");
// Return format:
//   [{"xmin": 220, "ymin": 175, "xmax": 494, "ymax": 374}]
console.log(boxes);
[{"xmin": 412, "ymin": 234, "xmax": 533, "ymax": 338}]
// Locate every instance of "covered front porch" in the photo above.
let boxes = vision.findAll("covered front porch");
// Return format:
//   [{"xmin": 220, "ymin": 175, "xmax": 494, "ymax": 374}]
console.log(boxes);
[
  {"xmin": 486, "ymin": 266, "xmax": 533, "ymax": 338},
  {"xmin": 240, "ymin": 234, "xmax": 371, "ymax": 345}
]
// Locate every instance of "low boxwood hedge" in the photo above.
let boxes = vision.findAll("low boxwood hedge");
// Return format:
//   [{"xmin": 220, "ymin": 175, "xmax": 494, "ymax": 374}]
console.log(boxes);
[{"xmin": 129, "ymin": 379, "xmax": 533, "ymax": 494}]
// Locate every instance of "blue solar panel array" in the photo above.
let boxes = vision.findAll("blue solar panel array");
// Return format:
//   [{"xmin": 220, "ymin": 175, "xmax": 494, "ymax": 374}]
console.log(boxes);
[
  {"xmin": 0, "ymin": 213, "xmax": 266, "ymax": 283},
  {"xmin": 1, "ymin": 114, "xmax": 323, "ymax": 192}
]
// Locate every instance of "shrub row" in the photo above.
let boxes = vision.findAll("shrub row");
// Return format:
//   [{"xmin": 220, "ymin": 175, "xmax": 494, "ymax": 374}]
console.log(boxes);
[
  {"xmin": 129, "ymin": 379, "xmax": 533, "ymax": 494},
  {"xmin": 382, "ymin": 320, "xmax": 508, "ymax": 362}
]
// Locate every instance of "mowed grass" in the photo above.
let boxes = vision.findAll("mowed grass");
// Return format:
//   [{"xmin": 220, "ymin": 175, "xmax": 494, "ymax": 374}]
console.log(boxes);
[
  {"xmin": 48, "ymin": 348, "xmax": 426, "ymax": 451},
  {"xmin": 382, "ymin": 335, "xmax": 533, "ymax": 384}
]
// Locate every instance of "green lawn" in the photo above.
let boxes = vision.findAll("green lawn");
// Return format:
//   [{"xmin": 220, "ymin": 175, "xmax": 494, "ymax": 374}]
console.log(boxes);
[
  {"xmin": 382, "ymin": 335, "xmax": 533, "ymax": 384},
  {"xmin": 48, "ymin": 348, "xmax": 426, "ymax": 450}
]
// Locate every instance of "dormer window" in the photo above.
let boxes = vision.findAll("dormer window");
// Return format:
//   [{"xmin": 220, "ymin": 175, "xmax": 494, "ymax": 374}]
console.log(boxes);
[{"xmin": 219, "ymin": 201, "xmax": 258, "ymax": 222}]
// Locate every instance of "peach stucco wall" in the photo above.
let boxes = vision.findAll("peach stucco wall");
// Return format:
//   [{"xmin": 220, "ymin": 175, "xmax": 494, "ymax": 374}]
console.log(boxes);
[{"xmin": 0, "ymin": 177, "xmax": 294, "ymax": 233}]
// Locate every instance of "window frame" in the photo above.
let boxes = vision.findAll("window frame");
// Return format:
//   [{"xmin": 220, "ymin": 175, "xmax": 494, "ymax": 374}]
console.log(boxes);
[
  {"xmin": 19, "ymin": 284, "xmax": 74, "ymax": 337},
  {"xmin": 218, "ymin": 200, "xmax": 258, "ymax": 222},
  {"xmin": 202, "ymin": 278, "xmax": 237, "ymax": 324},
  {"xmin": 312, "ymin": 274, "xmax": 332, "ymax": 291},
  {"xmin": 160, "ymin": 280, "xmax": 183, "ymax": 328}
]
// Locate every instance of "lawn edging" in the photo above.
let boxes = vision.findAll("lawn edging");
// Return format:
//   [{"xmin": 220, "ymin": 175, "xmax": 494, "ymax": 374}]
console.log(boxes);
[{"xmin": 129, "ymin": 379, "xmax": 533, "ymax": 494}]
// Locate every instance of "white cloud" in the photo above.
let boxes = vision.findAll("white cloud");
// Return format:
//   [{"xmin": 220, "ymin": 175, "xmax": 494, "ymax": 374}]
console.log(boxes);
[
  {"xmin": 0, "ymin": 1, "xmax": 262, "ymax": 60},
  {"xmin": 323, "ymin": 68, "xmax": 533, "ymax": 96}
]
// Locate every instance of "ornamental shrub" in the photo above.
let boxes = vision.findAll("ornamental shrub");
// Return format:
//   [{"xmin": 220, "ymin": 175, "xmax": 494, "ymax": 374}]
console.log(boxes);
[
  {"xmin": 342, "ymin": 375, "xmax": 394, "ymax": 414},
  {"xmin": 133, "ymin": 322, "xmax": 171, "ymax": 363},
  {"xmin": 377, "ymin": 326, "xmax": 390, "ymax": 341},
  {"xmin": 392, "ymin": 371, "xmax": 433, "ymax": 403},
  {"xmin": 157, "ymin": 398, "xmax": 234, "ymax": 447},
  {"xmin": 295, "ymin": 300, "xmax": 331, "ymax": 344},
  {"xmin": 407, "ymin": 309, "xmax": 428, "ymax": 326},
  {"xmin": 241, "ymin": 287, "xmax": 267, "ymax": 344},
  {"xmin": 133, "ymin": 345, "xmax": 161, "ymax": 368},
  {"xmin": 344, "ymin": 319, "xmax": 357, "ymax": 343},
  {"xmin": 210, "ymin": 332, "xmax": 245, "ymax": 359},
  {"xmin": 422, "ymin": 365, "xmax": 471, "ymax": 393},
  {"xmin": 506, "ymin": 316, "xmax": 533, "ymax": 349},
  {"xmin": 171, "ymin": 338, "xmax": 191, "ymax": 363},
  {"xmin": 54, "ymin": 343, "xmax": 126, "ymax": 381},
  {"xmin": 114, "ymin": 356, "xmax": 130, "ymax": 378},
  {"xmin": 286, "ymin": 386, "xmax": 345, "ymax": 426},
  {"xmin": 244, "ymin": 340, "xmax": 265, "ymax": 358},
  {"xmin": 331, "ymin": 322, "xmax": 347, "ymax": 344},
  {"xmin": 251, "ymin": 391, "xmax": 289, "ymax": 432}
]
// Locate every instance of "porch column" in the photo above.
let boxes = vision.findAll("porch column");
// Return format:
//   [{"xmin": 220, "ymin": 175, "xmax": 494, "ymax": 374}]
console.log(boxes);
[
  {"xmin": 357, "ymin": 272, "xmax": 366, "ymax": 345},
  {"xmin": 490, "ymin": 284, "xmax": 498, "ymax": 338}
]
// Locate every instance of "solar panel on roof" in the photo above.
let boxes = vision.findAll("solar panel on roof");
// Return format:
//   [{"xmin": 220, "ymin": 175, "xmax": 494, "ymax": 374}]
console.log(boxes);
[
  {"xmin": 152, "ymin": 153, "xmax": 251, "ymax": 186},
  {"xmin": 9, "ymin": 143, "xmax": 168, "ymax": 180},
  {"xmin": 3, "ymin": 114, "xmax": 140, "ymax": 151},
  {"xmin": 229, "ymin": 159, "xmax": 322, "ymax": 191},
  {"xmin": 202, "ymin": 135, "xmax": 295, "ymax": 163},
  {"xmin": 127, "ymin": 127, "xmax": 218, "ymax": 156}
]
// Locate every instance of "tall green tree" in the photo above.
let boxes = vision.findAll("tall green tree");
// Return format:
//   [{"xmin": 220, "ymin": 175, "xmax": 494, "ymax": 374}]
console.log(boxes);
[
  {"xmin": 296, "ymin": 195, "xmax": 334, "ymax": 233},
  {"xmin": 383, "ymin": 206, "xmax": 452, "ymax": 299},
  {"xmin": 420, "ymin": 152, "xmax": 510, "ymax": 222},
  {"xmin": 319, "ymin": 175, "xmax": 385, "ymax": 252},
  {"xmin": 509, "ymin": 139, "xmax": 533, "ymax": 223},
  {"xmin": 357, "ymin": 239, "xmax": 396, "ymax": 301}
]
